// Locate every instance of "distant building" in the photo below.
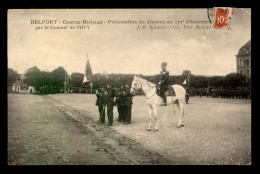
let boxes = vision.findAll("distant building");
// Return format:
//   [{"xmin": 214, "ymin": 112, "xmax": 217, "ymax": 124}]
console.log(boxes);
[
  {"xmin": 27, "ymin": 86, "xmax": 36, "ymax": 93},
  {"xmin": 236, "ymin": 39, "xmax": 251, "ymax": 78},
  {"xmin": 12, "ymin": 74, "xmax": 27, "ymax": 93},
  {"xmin": 11, "ymin": 74, "xmax": 36, "ymax": 93}
]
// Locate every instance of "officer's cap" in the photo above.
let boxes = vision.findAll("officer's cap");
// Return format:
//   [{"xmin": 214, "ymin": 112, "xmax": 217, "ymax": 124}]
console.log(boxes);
[{"xmin": 161, "ymin": 62, "xmax": 167, "ymax": 66}]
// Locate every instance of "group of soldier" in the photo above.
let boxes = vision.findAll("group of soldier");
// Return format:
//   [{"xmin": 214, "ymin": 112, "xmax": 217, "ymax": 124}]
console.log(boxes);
[
  {"xmin": 209, "ymin": 87, "xmax": 251, "ymax": 99},
  {"xmin": 95, "ymin": 84, "xmax": 133, "ymax": 126},
  {"xmin": 189, "ymin": 87, "xmax": 251, "ymax": 99}
]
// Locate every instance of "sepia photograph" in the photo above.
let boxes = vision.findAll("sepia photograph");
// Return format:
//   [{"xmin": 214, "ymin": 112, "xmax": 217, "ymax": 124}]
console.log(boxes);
[{"xmin": 7, "ymin": 8, "xmax": 251, "ymax": 165}]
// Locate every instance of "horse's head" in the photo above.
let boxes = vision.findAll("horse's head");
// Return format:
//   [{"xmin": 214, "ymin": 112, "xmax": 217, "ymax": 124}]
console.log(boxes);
[{"xmin": 130, "ymin": 75, "xmax": 141, "ymax": 95}]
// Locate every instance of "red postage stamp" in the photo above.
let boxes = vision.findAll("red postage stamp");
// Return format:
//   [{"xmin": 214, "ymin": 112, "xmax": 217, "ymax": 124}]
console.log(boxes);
[{"xmin": 213, "ymin": 7, "xmax": 235, "ymax": 29}]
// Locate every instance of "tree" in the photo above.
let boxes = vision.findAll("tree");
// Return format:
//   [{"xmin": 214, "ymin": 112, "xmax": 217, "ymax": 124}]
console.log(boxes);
[
  {"xmin": 39, "ymin": 71, "xmax": 52, "ymax": 87},
  {"xmin": 8, "ymin": 68, "xmax": 18, "ymax": 86},
  {"xmin": 24, "ymin": 66, "xmax": 41, "ymax": 87},
  {"xmin": 69, "ymin": 72, "xmax": 84, "ymax": 88},
  {"xmin": 208, "ymin": 76, "xmax": 224, "ymax": 88},
  {"xmin": 223, "ymin": 73, "xmax": 246, "ymax": 88},
  {"xmin": 51, "ymin": 66, "xmax": 68, "ymax": 89}
]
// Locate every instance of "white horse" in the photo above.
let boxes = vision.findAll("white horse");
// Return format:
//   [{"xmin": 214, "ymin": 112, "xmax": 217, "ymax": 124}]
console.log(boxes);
[{"xmin": 130, "ymin": 75, "xmax": 186, "ymax": 131}]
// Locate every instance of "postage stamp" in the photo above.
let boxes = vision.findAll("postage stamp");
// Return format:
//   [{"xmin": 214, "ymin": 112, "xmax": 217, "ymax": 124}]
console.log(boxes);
[{"xmin": 208, "ymin": 7, "xmax": 236, "ymax": 29}]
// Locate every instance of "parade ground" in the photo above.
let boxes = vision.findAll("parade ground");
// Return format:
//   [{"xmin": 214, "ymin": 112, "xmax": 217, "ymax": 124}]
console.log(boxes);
[{"xmin": 8, "ymin": 93, "xmax": 251, "ymax": 165}]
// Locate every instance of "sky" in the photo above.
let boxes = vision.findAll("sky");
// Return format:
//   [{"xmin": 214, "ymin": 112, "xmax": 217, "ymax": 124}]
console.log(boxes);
[{"xmin": 8, "ymin": 8, "xmax": 251, "ymax": 76}]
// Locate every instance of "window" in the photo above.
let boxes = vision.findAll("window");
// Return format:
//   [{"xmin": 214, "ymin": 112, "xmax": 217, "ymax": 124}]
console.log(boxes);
[
  {"xmin": 247, "ymin": 69, "xmax": 250, "ymax": 77},
  {"xmin": 239, "ymin": 58, "xmax": 243, "ymax": 66},
  {"xmin": 245, "ymin": 59, "xmax": 250, "ymax": 66},
  {"xmin": 239, "ymin": 69, "xmax": 243, "ymax": 75}
]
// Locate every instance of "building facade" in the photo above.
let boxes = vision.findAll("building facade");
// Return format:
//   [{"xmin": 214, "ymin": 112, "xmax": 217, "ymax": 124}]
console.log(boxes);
[
  {"xmin": 11, "ymin": 74, "xmax": 28, "ymax": 93},
  {"xmin": 236, "ymin": 39, "xmax": 251, "ymax": 78}
]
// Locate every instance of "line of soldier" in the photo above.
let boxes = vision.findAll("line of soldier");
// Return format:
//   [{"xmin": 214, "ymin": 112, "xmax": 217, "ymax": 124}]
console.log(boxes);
[
  {"xmin": 189, "ymin": 87, "xmax": 251, "ymax": 99},
  {"xmin": 95, "ymin": 84, "xmax": 133, "ymax": 126}
]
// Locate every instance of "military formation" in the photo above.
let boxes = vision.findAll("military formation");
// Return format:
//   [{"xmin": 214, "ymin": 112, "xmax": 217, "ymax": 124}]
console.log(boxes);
[
  {"xmin": 95, "ymin": 84, "xmax": 133, "ymax": 126},
  {"xmin": 189, "ymin": 87, "xmax": 251, "ymax": 99}
]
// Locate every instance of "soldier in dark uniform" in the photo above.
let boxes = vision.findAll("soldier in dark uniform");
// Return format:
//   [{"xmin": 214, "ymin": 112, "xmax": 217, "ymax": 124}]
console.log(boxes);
[
  {"xmin": 233, "ymin": 88, "xmax": 236, "ymax": 99},
  {"xmin": 159, "ymin": 62, "xmax": 169, "ymax": 106},
  {"xmin": 235, "ymin": 88, "xmax": 240, "ymax": 99},
  {"xmin": 116, "ymin": 86, "xmax": 125, "ymax": 122},
  {"xmin": 221, "ymin": 88, "xmax": 224, "ymax": 98},
  {"xmin": 228, "ymin": 88, "xmax": 231, "ymax": 98},
  {"xmin": 199, "ymin": 88, "xmax": 202, "ymax": 97},
  {"xmin": 223, "ymin": 89, "xmax": 227, "ymax": 98},
  {"xmin": 96, "ymin": 87, "xmax": 106, "ymax": 124},
  {"xmin": 105, "ymin": 85, "xmax": 115, "ymax": 126},
  {"xmin": 185, "ymin": 88, "xmax": 190, "ymax": 104},
  {"xmin": 247, "ymin": 87, "xmax": 251, "ymax": 99},
  {"xmin": 242, "ymin": 87, "xmax": 247, "ymax": 99},
  {"xmin": 123, "ymin": 85, "xmax": 133, "ymax": 124},
  {"xmin": 115, "ymin": 86, "xmax": 120, "ymax": 122}
]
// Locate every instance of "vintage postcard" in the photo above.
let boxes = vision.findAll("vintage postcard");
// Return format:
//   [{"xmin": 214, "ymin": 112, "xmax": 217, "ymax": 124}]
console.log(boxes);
[{"xmin": 8, "ymin": 8, "xmax": 251, "ymax": 165}]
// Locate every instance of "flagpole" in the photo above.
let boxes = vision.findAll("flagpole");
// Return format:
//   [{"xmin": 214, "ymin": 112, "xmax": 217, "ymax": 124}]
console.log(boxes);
[
  {"xmin": 64, "ymin": 64, "xmax": 67, "ymax": 94},
  {"xmin": 90, "ymin": 81, "xmax": 93, "ymax": 94}
]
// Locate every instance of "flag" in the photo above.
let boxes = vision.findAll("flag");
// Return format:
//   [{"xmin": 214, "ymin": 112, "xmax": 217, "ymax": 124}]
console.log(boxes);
[
  {"xmin": 83, "ymin": 58, "xmax": 93, "ymax": 84},
  {"xmin": 187, "ymin": 73, "xmax": 190, "ymax": 80},
  {"xmin": 183, "ymin": 79, "xmax": 187, "ymax": 85}
]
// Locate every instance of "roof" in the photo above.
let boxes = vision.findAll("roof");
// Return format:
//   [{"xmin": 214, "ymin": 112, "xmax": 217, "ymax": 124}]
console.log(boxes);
[
  {"xmin": 16, "ymin": 74, "xmax": 26, "ymax": 80},
  {"xmin": 237, "ymin": 39, "xmax": 251, "ymax": 56}
]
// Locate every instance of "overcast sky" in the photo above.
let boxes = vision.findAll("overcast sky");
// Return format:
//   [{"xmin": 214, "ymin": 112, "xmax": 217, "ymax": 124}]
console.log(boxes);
[{"xmin": 8, "ymin": 9, "xmax": 251, "ymax": 76}]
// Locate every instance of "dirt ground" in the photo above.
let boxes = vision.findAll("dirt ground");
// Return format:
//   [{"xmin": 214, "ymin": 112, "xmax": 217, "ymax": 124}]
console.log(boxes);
[
  {"xmin": 8, "ymin": 94, "xmax": 119, "ymax": 165},
  {"xmin": 8, "ymin": 93, "xmax": 251, "ymax": 165}
]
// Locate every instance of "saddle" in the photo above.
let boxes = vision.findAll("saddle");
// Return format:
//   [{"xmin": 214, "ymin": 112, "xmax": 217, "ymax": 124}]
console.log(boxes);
[{"xmin": 156, "ymin": 84, "xmax": 176, "ymax": 97}]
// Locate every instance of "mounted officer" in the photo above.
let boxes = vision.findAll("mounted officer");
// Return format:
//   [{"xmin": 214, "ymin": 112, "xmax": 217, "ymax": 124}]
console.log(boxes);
[{"xmin": 158, "ymin": 62, "xmax": 169, "ymax": 106}]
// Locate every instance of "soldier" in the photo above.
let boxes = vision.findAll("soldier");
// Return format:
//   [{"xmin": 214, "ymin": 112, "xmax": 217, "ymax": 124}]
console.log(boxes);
[
  {"xmin": 221, "ymin": 88, "xmax": 225, "ymax": 98},
  {"xmin": 123, "ymin": 85, "xmax": 133, "ymax": 124},
  {"xmin": 247, "ymin": 87, "xmax": 251, "ymax": 99},
  {"xmin": 116, "ymin": 86, "xmax": 125, "ymax": 122},
  {"xmin": 242, "ymin": 87, "xmax": 247, "ymax": 99},
  {"xmin": 185, "ymin": 88, "xmax": 190, "ymax": 104},
  {"xmin": 105, "ymin": 84, "xmax": 116, "ymax": 126},
  {"xmin": 232, "ymin": 88, "xmax": 235, "ymax": 99},
  {"xmin": 114, "ymin": 86, "xmax": 120, "ymax": 121},
  {"xmin": 159, "ymin": 62, "xmax": 169, "ymax": 106},
  {"xmin": 95, "ymin": 87, "xmax": 106, "ymax": 124},
  {"xmin": 228, "ymin": 88, "xmax": 231, "ymax": 98},
  {"xmin": 235, "ymin": 88, "xmax": 240, "ymax": 99},
  {"xmin": 223, "ymin": 89, "xmax": 227, "ymax": 98},
  {"xmin": 246, "ymin": 87, "xmax": 250, "ymax": 99}
]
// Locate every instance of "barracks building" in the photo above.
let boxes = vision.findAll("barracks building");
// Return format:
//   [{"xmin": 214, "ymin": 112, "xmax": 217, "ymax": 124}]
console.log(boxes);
[{"xmin": 236, "ymin": 39, "xmax": 251, "ymax": 78}]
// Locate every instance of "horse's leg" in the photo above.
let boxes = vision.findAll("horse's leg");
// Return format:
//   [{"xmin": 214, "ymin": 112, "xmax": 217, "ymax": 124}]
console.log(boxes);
[
  {"xmin": 180, "ymin": 100, "xmax": 185, "ymax": 126},
  {"xmin": 170, "ymin": 96, "xmax": 176, "ymax": 116},
  {"xmin": 173, "ymin": 101, "xmax": 176, "ymax": 116},
  {"xmin": 153, "ymin": 104, "xmax": 159, "ymax": 131},
  {"xmin": 147, "ymin": 105, "xmax": 152, "ymax": 131},
  {"xmin": 176, "ymin": 100, "xmax": 185, "ymax": 128}
]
